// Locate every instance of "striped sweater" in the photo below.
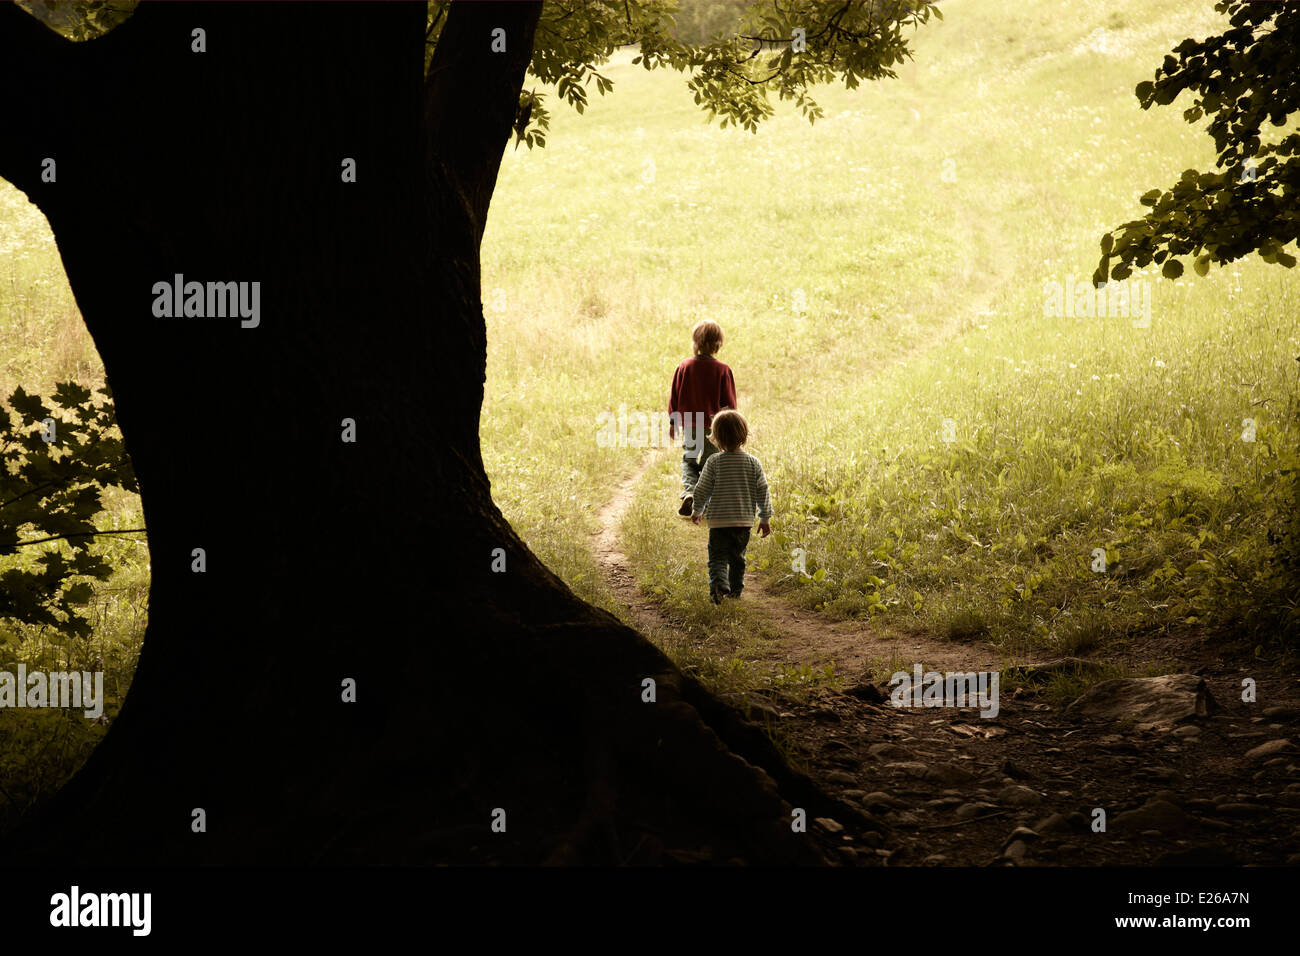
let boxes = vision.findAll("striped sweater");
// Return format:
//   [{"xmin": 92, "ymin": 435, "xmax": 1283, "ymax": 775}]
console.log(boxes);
[{"xmin": 691, "ymin": 449, "xmax": 773, "ymax": 528}]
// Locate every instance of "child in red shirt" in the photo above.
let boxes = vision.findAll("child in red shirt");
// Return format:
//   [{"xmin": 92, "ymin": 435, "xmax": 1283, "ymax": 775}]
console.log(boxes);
[{"xmin": 668, "ymin": 320, "xmax": 738, "ymax": 516}]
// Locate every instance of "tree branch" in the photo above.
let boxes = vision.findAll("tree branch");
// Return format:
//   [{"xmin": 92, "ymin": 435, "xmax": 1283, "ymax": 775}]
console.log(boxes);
[
  {"xmin": 15, "ymin": 528, "xmax": 146, "ymax": 548},
  {"xmin": 424, "ymin": 0, "xmax": 542, "ymax": 254},
  {"xmin": 0, "ymin": 1, "xmax": 81, "ymax": 200}
]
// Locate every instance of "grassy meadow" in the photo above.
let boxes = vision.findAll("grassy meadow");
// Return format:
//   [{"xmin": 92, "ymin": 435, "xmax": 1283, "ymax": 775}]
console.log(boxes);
[
  {"xmin": 1, "ymin": 0, "xmax": 1298, "ymax": 792},
  {"xmin": 480, "ymin": 0, "xmax": 1300, "ymax": 682}
]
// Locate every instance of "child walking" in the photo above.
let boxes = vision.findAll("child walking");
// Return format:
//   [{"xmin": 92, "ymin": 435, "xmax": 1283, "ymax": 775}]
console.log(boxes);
[
  {"xmin": 668, "ymin": 320, "xmax": 738, "ymax": 517},
  {"xmin": 690, "ymin": 410, "xmax": 772, "ymax": 603}
]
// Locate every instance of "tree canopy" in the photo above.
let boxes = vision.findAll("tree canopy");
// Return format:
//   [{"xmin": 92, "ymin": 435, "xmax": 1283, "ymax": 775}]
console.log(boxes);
[{"xmin": 1097, "ymin": 0, "xmax": 1300, "ymax": 283}]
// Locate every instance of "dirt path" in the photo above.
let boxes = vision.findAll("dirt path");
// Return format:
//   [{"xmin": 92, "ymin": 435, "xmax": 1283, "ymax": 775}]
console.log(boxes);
[
  {"xmin": 586, "ymin": 209, "xmax": 1300, "ymax": 866},
  {"xmin": 592, "ymin": 440, "xmax": 1003, "ymax": 675},
  {"xmin": 590, "ymin": 452, "xmax": 1300, "ymax": 868},
  {"xmin": 592, "ymin": 448, "xmax": 679, "ymax": 635}
]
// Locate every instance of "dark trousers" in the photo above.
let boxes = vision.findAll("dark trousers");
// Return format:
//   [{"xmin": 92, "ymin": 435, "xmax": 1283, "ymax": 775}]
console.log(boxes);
[{"xmin": 707, "ymin": 526, "xmax": 751, "ymax": 596}]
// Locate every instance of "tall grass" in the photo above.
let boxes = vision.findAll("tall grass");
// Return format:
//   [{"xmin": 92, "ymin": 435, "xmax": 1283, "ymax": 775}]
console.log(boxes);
[{"xmin": 480, "ymin": 0, "xmax": 1300, "ymax": 674}]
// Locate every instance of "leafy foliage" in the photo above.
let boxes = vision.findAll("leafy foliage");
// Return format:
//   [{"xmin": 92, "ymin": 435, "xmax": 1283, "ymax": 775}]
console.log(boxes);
[
  {"xmin": 14, "ymin": 0, "xmax": 135, "ymax": 41},
  {"xmin": 0, "ymin": 383, "xmax": 140, "ymax": 640},
  {"xmin": 1096, "ymin": 0, "xmax": 1300, "ymax": 283},
  {"xmin": 427, "ymin": 0, "xmax": 940, "ymax": 145}
]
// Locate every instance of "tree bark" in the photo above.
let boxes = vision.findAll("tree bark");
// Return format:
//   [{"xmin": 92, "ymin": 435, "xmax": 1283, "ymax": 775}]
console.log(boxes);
[{"xmin": 0, "ymin": 0, "xmax": 832, "ymax": 865}]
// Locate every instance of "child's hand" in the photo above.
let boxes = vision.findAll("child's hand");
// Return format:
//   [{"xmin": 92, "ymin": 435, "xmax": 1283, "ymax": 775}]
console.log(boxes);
[
  {"xmin": 758, "ymin": 520, "xmax": 771, "ymax": 538},
  {"xmin": 691, "ymin": 514, "xmax": 702, "ymax": 525}
]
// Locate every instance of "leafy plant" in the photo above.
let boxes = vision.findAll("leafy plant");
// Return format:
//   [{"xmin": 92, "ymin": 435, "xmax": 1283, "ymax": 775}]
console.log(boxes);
[
  {"xmin": 1096, "ymin": 0, "xmax": 1300, "ymax": 282},
  {"xmin": 0, "ymin": 382, "xmax": 140, "ymax": 640}
]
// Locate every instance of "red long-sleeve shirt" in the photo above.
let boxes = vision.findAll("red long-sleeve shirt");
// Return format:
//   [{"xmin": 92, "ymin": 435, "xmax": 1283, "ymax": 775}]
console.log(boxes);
[{"xmin": 668, "ymin": 355, "xmax": 737, "ymax": 438}]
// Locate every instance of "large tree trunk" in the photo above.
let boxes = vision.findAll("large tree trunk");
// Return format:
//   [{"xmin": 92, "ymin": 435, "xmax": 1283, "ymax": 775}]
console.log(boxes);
[{"xmin": 0, "ymin": 0, "xmax": 837, "ymax": 864}]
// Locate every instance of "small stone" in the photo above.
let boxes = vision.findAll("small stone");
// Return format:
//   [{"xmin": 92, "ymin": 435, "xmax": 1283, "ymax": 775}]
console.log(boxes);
[
  {"xmin": 869, "ymin": 742, "xmax": 913, "ymax": 761},
  {"xmin": 923, "ymin": 853, "xmax": 948, "ymax": 865},
  {"xmin": 998, "ymin": 785, "xmax": 1045, "ymax": 807},
  {"xmin": 837, "ymin": 846, "xmax": 859, "ymax": 862},
  {"xmin": 1034, "ymin": 813, "xmax": 1070, "ymax": 834},
  {"xmin": 924, "ymin": 763, "xmax": 980, "ymax": 787},
  {"xmin": 861, "ymin": 791, "xmax": 905, "ymax": 811},
  {"xmin": 1004, "ymin": 826, "xmax": 1040, "ymax": 845},
  {"xmin": 955, "ymin": 801, "xmax": 999, "ymax": 821},
  {"xmin": 1172, "ymin": 725, "xmax": 1201, "ymax": 738},
  {"xmin": 1213, "ymin": 803, "xmax": 1266, "ymax": 817},
  {"xmin": 845, "ymin": 683, "xmax": 885, "ymax": 704},
  {"xmin": 998, "ymin": 758, "xmax": 1032, "ymax": 779},
  {"xmin": 925, "ymin": 797, "xmax": 964, "ymax": 810},
  {"xmin": 1143, "ymin": 766, "xmax": 1180, "ymax": 781},
  {"xmin": 826, "ymin": 771, "xmax": 857, "ymax": 785},
  {"xmin": 815, "ymin": 817, "xmax": 844, "ymax": 834},
  {"xmin": 1066, "ymin": 674, "xmax": 1218, "ymax": 729},
  {"xmin": 885, "ymin": 761, "xmax": 931, "ymax": 778},
  {"xmin": 1112, "ymin": 799, "xmax": 1189, "ymax": 834},
  {"xmin": 1244, "ymin": 738, "xmax": 1297, "ymax": 762},
  {"xmin": 1003, "ymin": 840, "xmax": 1028, "ymax": 861},
  {"xmin": 1263, "ymin": 706, "xmax": 1300, "ymax": 721},
  {"xmin": 860, "ymin": 831, "xmax": 884, "ymax": 848},
  {"xmin": 885, "ymin": 811, "xmax": 921, "ymax": 828}
]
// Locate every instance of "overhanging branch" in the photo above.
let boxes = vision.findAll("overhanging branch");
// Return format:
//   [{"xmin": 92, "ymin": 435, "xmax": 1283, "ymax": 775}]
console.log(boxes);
[
  {"xmin": 424, "ymin": 0, "xmax": 542, "ymax": 253},
  {"xmin": 0, "ymin": 1, "xmax": 81, "ymax": 199}
]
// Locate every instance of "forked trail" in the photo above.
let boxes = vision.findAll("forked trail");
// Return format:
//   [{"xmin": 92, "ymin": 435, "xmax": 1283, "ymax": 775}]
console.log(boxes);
[
  {"xmin": 591, "ymin": 444, "xmax": 1004, "ymax": 678},
  {"xmin": 589, "ymin": 437, "xmax": 1300, "ymax": 869}
]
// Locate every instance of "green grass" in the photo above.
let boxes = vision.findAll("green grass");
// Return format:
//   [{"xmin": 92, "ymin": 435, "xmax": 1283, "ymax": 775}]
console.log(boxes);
[
  {"xmin": 0, "ymin": 165, "xmax": 147, "ymax": 827},
  {"xmin": 481, "ymin": 0, "xmax": 1300, "ymax": 679},
  {"xmin": 2, "ymin": 0, "xmax": 1298, "ymax": 766}
]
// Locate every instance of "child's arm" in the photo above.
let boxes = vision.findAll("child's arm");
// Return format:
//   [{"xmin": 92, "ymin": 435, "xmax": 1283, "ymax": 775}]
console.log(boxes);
[
  {"xmin": 754, "ymin": 459, "xmax": 773, "ymax": 537},
  {"xmin": 668, "ymin": 366, "xmax": 683, "ymax": 440},
  {"xmin": 720, "ymin": 366, "xmax": 738, "ymax": 411},
  {"xmin": 691, "ymin": 455, "xmax": 716, "ymax": 523}
]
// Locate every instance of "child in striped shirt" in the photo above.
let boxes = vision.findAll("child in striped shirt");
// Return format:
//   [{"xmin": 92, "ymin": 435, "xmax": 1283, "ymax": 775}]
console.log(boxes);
[{"xmin": 690, "ymin": 409, "xmax": 772, "ymax": 604}]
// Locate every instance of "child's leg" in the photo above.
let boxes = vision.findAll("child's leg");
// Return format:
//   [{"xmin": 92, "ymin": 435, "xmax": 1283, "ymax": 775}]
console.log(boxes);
[
  {"xmin": 727, "ymin": 528, "xmax": 751, "ymax": 596},
  {"xmin": 680, "ymin": 454, "xmax": 701, "ymax": 497},
  {"xmin": 706, "ymin": 528, "xmax": 731, "ymax": 597},
  {"xmin": 680, "ymin": 424, "xmax": 704, "ymax": 498}
]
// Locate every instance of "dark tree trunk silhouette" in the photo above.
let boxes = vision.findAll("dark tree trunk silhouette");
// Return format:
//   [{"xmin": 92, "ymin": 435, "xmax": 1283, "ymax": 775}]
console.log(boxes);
[{"xmin": 0, "ymin": 0, "xmax": 845, "ymax": 864}]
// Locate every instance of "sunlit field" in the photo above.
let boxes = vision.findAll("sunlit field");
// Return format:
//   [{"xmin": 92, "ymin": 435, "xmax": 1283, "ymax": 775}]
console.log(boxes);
[
  {"xmin": 479, "ymin": 0, "xmax": 1299, "ymax": 681},
  {"xmin": 2, "ymin": 0, "xmax": 1297, "ymax": 779}
]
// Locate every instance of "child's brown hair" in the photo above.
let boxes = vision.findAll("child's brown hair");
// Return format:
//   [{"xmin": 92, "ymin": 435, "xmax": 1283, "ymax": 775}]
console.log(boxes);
[
  {"xmin": 692, "ymin": 320, "xmax": 724, "ymax": 356},
  {"xmin": 710, "ymin": 409, "xmax": 748, "ymax": 451}
]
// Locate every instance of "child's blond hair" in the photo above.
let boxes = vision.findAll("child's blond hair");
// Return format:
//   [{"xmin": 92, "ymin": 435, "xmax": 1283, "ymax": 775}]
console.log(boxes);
[
  {"xmin": 710, "ymin": 409, "xmax": 748, "ymax": 451},
  {"xmin": 692, "ymin": 320, "xmax": 724, "ymax": 356}
]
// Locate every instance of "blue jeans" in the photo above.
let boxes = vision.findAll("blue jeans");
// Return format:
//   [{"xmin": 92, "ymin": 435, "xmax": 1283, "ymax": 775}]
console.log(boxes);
[
  {"xmin": 680, "ymin": 422, "xmax": 717, "ymax": 498},
  {"xmin": 708, "ymin": 526, "xmax": 751, "ymax": 596}
]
